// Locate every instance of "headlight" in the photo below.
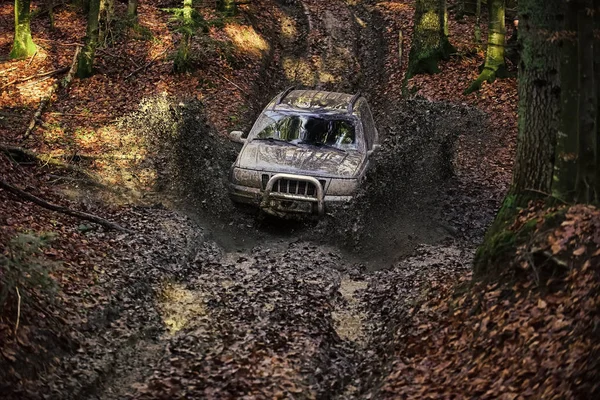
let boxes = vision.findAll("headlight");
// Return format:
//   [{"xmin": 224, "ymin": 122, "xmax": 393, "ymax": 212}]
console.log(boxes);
[
  {"xmin": 326, "ymin": 178, "xmax": 359, "ymax": 196},
  {"xmin": 231, "ymin": 168, "xmax": 262, "ymax": 188}
]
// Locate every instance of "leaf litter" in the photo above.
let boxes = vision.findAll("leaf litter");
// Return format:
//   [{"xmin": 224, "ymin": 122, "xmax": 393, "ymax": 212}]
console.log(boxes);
[{"xmin": 2, "ymin": 0, "xmax": 599, "ymax": 399}]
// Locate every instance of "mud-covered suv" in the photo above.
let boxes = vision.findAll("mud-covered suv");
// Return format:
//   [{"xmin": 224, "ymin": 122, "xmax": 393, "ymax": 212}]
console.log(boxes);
[{"xmin": 228, "ymin": 88, "xmax": 380, "ymax": 217}]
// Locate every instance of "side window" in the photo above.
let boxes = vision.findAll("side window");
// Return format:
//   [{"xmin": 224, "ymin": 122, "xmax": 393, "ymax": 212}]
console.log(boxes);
[{"xmin": 359, "ymin": 101, "xmax": 376, "ymax": 150}]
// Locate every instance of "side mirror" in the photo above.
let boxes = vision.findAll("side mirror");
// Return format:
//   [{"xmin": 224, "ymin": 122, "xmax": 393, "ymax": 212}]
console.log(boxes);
[
  {"xmin": 367, "ymin": 143, "xmax": 381, "ymax": 156},
  {"xmin": 229, "ymin": 130, "xmax": 246, "ymax": 144}
]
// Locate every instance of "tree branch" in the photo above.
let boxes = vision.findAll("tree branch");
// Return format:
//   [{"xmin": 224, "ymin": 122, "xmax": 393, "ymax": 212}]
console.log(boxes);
[
  {"xmin": 125, "ymin": 49, "xmax": 168, "ymax": 79},
  {"xmin": 0, "ymin": 143, "xmax": 101, "ymax": 184},
  {"xmin": 14, "ymin": 287, "xmax": 21, "ymax": 336},
  {"xmin": 1, "ymin": 67, "xmax": 69, "ymax": 90},
  {"xmin": 21, "ymin": 46, "xmax": 81, "ymax": 142},
  {"xmin": 0, "ymin": 179, "xmax": 133, "ymax": 233}
]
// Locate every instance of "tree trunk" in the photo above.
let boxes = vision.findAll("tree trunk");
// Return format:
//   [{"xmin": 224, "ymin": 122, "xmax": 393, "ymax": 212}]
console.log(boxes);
[
  {"xmin": 81, "ymin": 0, "xmax": 90, "ymax": 15},
  {"xmin": 464, "ymin": 0, "xmax": 477, "ymax": 14},
  {"xmin": 552, "ymin": 0, "xmax": 579, "ymax": 202},
  {"xmin": 217, "ymin": 0, "xmax": 236, "ymax": 16},
  {"xmin": 464, "ymin": 0, "xmax": 506, "ymax": 94},
  {"xmin": 456, "ymin": 0, "xmax": 479, "ymax": 20},
  {"xmin": 49, "ymin": 0, "xmax": 56, "ymax": 30},
  {"xmin": 77, "ymin": 0, "xmax": 101, "ymax": 78},
  {"xmin": 174, "ymin": 0, "xmax": 193, "ymax": 73},
  {"xmin": 98, "ymin": 0, "xmax": 114, "ymax": 47},
  {"xmin": 10, "ymin": 0, "xmax": 36, "ymax": 59},
  {"xmin": 575, "ymin": 0, "xmax": 597, "ymax": 202},
  {"xmin": 407, "ymin": 0, "xmax": 454, "ymax": 78},
  {"xmin": 474, "ymin": 0, "xmax": 564, "ymax": 277},
  {"xmin": 475, "ymin": 0, "xmax": 600, "ymax": 277},
  {"xmin": 554, "ymin": 0, "xmax": 599, "ymax": 203},
  {"xmin": 474, "ymin": 0, "xmax": 481, "ymax": 43},
  {"xmin": 510, "ymin": 0, "xmax": 563, "ymax": 199},
  {"xmin": 595, "ymin": 0, "xmax": 600, "ymax": 202},
  {"xmin": 127, "ymin": 0, "xmax": 138, "ymax": 22}
]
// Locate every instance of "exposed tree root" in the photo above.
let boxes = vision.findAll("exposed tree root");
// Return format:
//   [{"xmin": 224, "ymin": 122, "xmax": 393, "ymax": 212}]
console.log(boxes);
[
  {"xmin": 0, "ymin": 143, "xmax": 101, "ymax": 184},
  {"xmin": 0, "ymin": 179, "xmax": 133, "ymax": 233},
  {"xmin": 464, "ymin": 65, "xmax": 506, "ymax": 94}
]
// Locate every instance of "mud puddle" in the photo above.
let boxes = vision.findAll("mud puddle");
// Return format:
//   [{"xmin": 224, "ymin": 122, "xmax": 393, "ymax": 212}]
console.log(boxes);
[{"xmin": 332, "ymin": 277, "xmax": 369, "ymax": 345}]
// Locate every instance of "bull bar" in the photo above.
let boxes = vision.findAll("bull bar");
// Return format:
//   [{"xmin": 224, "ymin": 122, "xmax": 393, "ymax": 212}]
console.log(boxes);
[{"xmin": 261, "ymin": 173, "xmax": 325, "ymax": 215}]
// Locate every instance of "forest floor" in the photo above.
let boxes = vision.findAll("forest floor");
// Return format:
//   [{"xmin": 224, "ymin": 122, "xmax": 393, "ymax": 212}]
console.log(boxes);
[{"xmin": 1, "ymin": 0, "xmax": 599, "ymax": 399}]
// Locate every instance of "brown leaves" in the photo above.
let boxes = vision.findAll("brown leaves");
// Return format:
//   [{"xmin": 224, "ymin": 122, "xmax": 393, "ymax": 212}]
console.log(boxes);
[{"xmin": 377, "ymin": 204, "xmax": 600, "ymax": 399}]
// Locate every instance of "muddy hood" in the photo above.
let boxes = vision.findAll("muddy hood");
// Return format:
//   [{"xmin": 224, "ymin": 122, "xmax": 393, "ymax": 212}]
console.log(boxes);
[{"xmin": 236, "ymin": 142, "xmax": 365, "ymax": 178}]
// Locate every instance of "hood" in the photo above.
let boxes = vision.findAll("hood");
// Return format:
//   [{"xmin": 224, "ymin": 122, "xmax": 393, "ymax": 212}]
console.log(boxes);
[{"xmin": 236, "ymin": 141, "xmax": 364, "ymax": 178}]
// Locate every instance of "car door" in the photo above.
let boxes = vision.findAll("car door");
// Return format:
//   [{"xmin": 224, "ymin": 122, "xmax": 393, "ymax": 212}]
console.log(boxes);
[
  {"xmin": 359, "ymin": 100, "xmax": 378, "ymax": 150},
  {"xmin": 356, "ymin": 99, "xmax": 377, "ymax": 180}
]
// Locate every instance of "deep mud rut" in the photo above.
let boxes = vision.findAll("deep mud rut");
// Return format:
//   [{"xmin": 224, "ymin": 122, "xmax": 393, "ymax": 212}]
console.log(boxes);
[{"xmin": 49, "ymin": 1, "xmax": 507, "ymax": 399}]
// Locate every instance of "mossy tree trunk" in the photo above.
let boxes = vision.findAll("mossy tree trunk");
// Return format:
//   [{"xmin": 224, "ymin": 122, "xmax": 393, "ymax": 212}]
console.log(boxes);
[
  {"xmin": 464, "ymin": 0, "xmax": 506, "ymax": 94},
  {"xmin": 98, "ymin": 0, "xmax": 114, "ymax": 47},
  {"xmin": 474, "ymin": 0, "xmax": 564, "ymax": 277},
  {"xmin": 456, "ymin": 0, "xmax": 477, "ymax": 19},
  {"xmin": 217, "ymin": 0, "xmax": 236, "ymax": 16},
  {"xmin": 10, "ymin": 0, "xmax": 36, "ymax": 59},
  {"xmin": 406, "ymin": 0, "xmax": 454, "ymax": 78},
  {"xmin": 475, "ymin": 0, "xmax": 600, "ymax": 276},
  {"xmin": 77, "ymin": 0, "xmax": 101, "ymax": 78},
  {"xmin": 510, "ymin": 0, "xmax": 563, "ymax": 201},
  {"xmin": 174, "ymin": 0, "xmax": 193, "ymax": 73},
  {"xmin": 474, "ymin": 0, "xmax": 481, "ymax": 43},
  {"xmin": 48, "ymin": 0, "xmax": 56, "ymax": 30},
  {"xmin": 127, "ymin": 0, "xmax": 138, "ymax": 22}
]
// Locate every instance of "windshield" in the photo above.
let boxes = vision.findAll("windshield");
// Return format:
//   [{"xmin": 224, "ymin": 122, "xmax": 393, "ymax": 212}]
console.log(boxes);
[{"xmin": 250, "ymin": 111, "xmax": 358, "ymax": 150}]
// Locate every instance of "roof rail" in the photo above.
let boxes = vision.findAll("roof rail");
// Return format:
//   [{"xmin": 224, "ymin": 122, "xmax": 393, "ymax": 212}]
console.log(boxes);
[
  {"xmin": 274, "ymin": 86, "xmax": 296, "ymax": 107},
  {"xmin": 347, "ymin": 92, "xmax": 361, "ymax": 114}
]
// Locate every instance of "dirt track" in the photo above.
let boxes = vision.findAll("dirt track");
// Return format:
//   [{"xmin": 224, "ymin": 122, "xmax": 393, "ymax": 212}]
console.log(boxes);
[{"xmin": 7, "ymin": 1, "xmax": 509, "ymax": 399}]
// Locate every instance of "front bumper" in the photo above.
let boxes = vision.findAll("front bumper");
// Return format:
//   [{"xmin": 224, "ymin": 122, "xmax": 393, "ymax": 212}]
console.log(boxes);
[{"xmin": 229, "ymin": 173, "xmax": 354, "ymax": 216}]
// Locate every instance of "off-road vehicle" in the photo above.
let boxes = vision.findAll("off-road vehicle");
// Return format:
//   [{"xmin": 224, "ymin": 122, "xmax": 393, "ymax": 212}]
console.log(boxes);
[{"xmin": 228, "ymin": 88, "xmax": 380, "ymax": 217}]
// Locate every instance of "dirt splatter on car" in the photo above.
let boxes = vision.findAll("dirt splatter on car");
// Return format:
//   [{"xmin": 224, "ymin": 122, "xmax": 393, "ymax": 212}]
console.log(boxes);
[{"xmin": 228, "ymin": 89, "xmax": 380, "ymax": 218}]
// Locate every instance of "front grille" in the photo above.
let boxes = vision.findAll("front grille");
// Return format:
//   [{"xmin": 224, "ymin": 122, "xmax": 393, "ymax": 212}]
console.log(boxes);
[{"xmin": 262, "ymin": 174, "xmax": 326, "ymax": 196}]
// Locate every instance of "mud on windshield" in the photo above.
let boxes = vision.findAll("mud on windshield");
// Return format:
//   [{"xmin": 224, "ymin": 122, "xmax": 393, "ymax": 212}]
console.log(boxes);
[{"xmin": 251, "ymin": 111, "xmax": 358, "ymax": 150}]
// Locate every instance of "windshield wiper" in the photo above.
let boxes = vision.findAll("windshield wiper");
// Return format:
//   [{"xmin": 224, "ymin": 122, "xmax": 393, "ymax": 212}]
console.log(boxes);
[
  {"xmin": 298, "ymin": 141, "xmax": 346, "ymax": 152},
  {"xmin": 253, "ymin": 137, "xmax": 299, "ymax": 147}
]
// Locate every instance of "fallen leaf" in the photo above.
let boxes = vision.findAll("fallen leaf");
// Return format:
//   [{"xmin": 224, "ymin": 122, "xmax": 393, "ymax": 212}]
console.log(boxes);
[{"xmin": 537, "ymin": 299, "xmax": 547, "ymax": 309}]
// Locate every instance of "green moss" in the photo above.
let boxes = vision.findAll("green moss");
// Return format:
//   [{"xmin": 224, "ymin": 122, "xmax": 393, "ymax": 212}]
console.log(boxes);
[
  {"xmin": 473, "ymin": 191, "xmax": 570, "ymax": 279},
  {"xmin": 464, "ymin": 0, "xmax": 506, "ymax": 94},
  {"xmin": 464, "ymin": 63, "xmax": 508, "ymax": 94},
  {"xmin": 473, "ymin": 194, "xmax": 541, "ymax": 278},
  {"xmin": 76, "ymin": 0, "xmax": 101, "ymax": 78},
  {"xmin": 173, "ymin": 38, "xmax": 191, "ymax": 73},
  {"xmin": 10, "ymin": 0, "xmax": 37, "ymax": 59},
  {"xmin": 406, "ymin": 0, "xmax": 455, "ymax": 79},
  {"xmin": 132, "ymin": 23, "xmax": 153, "ymax": 40},
  {"xmin": 474, "ymin": 230, "xmax": 516, "ymax": 276},
  {"xmin": 407, "ymin": 37, "xmax": 454, "ymax": 78}
]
